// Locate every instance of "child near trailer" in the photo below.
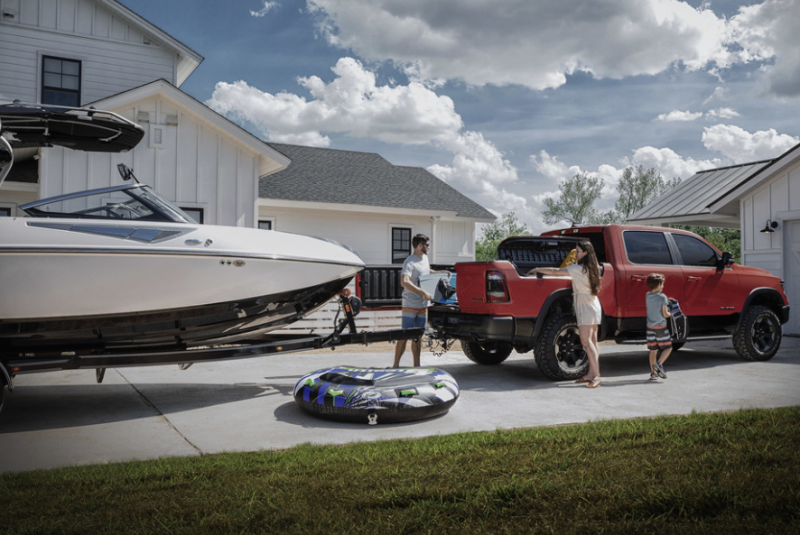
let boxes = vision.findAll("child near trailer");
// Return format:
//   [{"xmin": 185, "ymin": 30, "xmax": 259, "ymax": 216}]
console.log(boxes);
[{"xmin": 645, "ymin": 273, "xmax": 672, "ymax": 380}]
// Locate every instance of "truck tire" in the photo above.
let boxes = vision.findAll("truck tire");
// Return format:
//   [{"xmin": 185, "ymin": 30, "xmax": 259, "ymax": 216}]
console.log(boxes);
[
  {"xmin": 534, "ymin": 314, "xmax": 590, "ymax": 380},
  {"xmin": 463, "ymin": 341, "xmax": 513, "ymax": 365},
  {"xmin": 732, "ymin": 305, "xmax": 782, "ymax": 361}
]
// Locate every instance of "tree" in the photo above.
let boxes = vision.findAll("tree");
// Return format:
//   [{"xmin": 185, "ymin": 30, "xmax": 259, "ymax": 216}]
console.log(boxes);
[
  {"xmin": 475, "ymin": 212, "xmax": 531, "ymax": 261},
  {"xmin": 541, "ymin": 172, "xmax": 604, "ymax": 225},
  {"xmin": 614, "ymin": 165, "xmax": 681, "ymax": 222}
]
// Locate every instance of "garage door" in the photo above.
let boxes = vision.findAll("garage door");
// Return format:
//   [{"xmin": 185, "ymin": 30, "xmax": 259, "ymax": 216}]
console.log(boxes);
[{"xmin": 786, "ymin": 220, "xmax": 800, "ymax": 336}]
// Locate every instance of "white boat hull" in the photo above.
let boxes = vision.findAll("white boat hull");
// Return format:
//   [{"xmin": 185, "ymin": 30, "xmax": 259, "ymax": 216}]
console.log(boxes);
[{"xmin": 0, "ymin": 218, "xmax": 364, "ymax": 352}]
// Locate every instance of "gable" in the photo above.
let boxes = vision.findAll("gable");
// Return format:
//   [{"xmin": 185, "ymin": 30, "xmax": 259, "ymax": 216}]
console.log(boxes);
[{"xmin": 0, "ymin": 0, "xmax": 202, "ymax": 101}]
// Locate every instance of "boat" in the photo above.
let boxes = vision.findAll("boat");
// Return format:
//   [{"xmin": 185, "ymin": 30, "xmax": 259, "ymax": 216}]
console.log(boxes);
[{"xmin": 0, "ymin": 102, "xmax": 365, "ymax": 356}]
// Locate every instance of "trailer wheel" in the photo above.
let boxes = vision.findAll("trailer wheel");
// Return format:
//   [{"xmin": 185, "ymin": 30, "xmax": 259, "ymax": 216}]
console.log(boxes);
[
  {"xmin": 534, "ymin": 314, "xmax": 589, "ymax": 380},
  {"xmin": 463, "ymin": 341, "xmax": 513, "ymax": 365},
  {"xmin": 733, "ymin": 306, "xmax": 782, "ymax": 361}
]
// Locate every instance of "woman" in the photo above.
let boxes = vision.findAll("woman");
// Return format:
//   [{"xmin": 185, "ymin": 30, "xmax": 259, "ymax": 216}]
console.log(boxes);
[{"xmin": 528, "ymin": 241, "xmax": 603, "ymax": 388}]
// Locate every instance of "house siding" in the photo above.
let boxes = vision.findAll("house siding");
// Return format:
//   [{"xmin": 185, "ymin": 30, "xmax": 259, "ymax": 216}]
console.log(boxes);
[
  {"xmin": 740, "ymin": 160, "xmax": 800, "ymax": 335},
  {"xmin": 257, "ymin": 205, "xmax": 474, "ymax": 265},
  {"xmin": 36, "ymin": 94, "xmax": 262, "ymax": 227},
  {"xmin": 0, "ymin": 0, "xmax": 177, "ymax": 104}
]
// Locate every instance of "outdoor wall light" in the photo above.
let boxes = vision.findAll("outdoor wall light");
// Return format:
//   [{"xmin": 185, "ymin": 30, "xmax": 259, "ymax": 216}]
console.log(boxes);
[{"xmin": 760, "ymin": 219, "xmax": 778, "ymax": 233}]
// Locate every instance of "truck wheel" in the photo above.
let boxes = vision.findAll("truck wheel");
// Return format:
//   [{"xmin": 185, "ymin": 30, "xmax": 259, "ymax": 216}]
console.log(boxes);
[
  {"xmin": 463, "ymin": 341, "xmax": 513, "ymax": 365},
  {"xmin": 733, "ymin": 306, "xmax": 782, "ymax": 361},
  {"xmin": 534, "ymin": 314, "xmax": 589, "ymax": 380}
]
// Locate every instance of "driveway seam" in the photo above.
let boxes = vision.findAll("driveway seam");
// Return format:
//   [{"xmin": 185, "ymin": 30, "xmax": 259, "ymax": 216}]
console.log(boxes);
[{"xmin": 115, "ymin": 370, "xmax": 204, "ymax": 456}]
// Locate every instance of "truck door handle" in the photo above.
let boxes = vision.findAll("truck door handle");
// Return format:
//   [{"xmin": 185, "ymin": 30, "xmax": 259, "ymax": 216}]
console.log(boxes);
[
  {"xmin": 631, "ymin": 275, "xmax": 647, "ymax": 281},
  {"xmin": 687, "ymin": 276, "xmax": 702, "ymax": 281}
]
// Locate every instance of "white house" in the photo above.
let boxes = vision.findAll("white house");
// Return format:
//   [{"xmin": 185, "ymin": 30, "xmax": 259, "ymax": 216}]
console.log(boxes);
[
  {"xmin": 260, "ymin": 143, "xmax": 494, "ymax": 267},
  {"xmin": 0, "ymin": 0, "xmax": 290, "ymax": 225},
  {"xmin": 629, "ymin": 143, "xmax": 800, "ymax": 335}
]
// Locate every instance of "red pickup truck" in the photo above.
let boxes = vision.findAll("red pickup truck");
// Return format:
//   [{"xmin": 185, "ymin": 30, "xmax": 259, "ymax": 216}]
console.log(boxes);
[{"xmin": 428, "ymin": 224, "xmax": 791, "ymax": 380}]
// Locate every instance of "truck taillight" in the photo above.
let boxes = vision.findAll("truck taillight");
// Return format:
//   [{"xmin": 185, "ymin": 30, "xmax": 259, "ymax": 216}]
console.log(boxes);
[{"xmin": 486, "ymin": 271, "xmax": 510, "ymax": 303}]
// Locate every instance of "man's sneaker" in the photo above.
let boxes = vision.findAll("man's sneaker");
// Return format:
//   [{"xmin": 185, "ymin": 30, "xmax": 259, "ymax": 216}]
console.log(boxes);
[{"xmin": 655, "ymin": 362, "xmax": 667, "ymax": 379}]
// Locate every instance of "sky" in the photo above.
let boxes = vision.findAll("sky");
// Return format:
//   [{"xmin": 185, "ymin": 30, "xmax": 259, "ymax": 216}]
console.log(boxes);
[{"xmin": 119, "ymin": 0, "xmax": 800, "ymax": 233}]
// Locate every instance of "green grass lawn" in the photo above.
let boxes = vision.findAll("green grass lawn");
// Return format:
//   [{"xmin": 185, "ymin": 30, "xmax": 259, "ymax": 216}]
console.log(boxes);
[{"xmin": 2, "ymin": 407, "xmax": 799, "ymax": 534}]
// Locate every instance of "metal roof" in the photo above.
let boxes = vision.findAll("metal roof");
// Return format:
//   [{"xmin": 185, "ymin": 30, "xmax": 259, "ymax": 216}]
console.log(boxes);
[
  {"xmin": 628, "ymin": 160, "xmax": 774, "ymax": 223},
  {"xmin": 260, "ymin": 143, "xmax": 495, "ymax": 220}
]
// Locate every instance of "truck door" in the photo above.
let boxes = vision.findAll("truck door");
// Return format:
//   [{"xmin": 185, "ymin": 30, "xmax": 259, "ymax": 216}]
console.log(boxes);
[
  {"xmin": 619, "ymin": 230, "xmax": 685, "ymax": 319},
  {"xmin": 669, "ymin": 233, "xmax": 740, "ymax": 316}
]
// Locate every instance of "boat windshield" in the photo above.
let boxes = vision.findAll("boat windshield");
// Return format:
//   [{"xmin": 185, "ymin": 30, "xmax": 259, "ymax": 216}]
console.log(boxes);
[{"xmin": 20, "ymin": 184, "xmax": 195, "ymax": 223}]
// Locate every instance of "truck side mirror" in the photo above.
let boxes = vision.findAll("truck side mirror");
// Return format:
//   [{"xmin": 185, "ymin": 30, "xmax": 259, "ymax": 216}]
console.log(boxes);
[{"xmin": 718, "ymin": 252, "xmax": 735, "ymax": 269}]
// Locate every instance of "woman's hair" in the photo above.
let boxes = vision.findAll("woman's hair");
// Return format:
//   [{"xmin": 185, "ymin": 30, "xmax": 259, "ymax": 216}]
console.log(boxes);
[{"xmin": 576, "ymin": 241, "xmax": 601, "ymax": 296}]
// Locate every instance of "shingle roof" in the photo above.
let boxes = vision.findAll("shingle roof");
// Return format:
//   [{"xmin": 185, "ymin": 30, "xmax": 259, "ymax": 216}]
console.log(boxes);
[
  {"xmin": 260, "ymin": 143, "xmax": 495, "ymax": 220},
  {"xmin": 629, "ymin": 160, "xmax": 773, "ymax": 222}
]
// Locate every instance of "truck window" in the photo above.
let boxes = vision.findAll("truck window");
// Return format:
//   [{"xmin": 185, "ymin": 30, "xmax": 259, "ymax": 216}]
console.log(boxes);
[
  {"xmin": 672, "ymin": 234, "xmax": 718, "ymax": 267},
  {"xmin": 571, "ymin": 233, "xmax": 607, "ymax": 263},
  {"xmin": 623, "ymin": 231, "xmax": 673, "ymax": 265}
]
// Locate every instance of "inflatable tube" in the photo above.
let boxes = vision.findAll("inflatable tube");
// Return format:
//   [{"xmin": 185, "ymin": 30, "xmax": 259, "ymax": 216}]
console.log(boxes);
[{"xmin": 293, "ymin": 366, "xmax": 459, "ymax": 425}]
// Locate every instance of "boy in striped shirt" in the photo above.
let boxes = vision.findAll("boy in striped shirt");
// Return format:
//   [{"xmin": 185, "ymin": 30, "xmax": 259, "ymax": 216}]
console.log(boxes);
[{"xmin": 646, "ymin": 273, "xmax": 672, "ymax": 380}]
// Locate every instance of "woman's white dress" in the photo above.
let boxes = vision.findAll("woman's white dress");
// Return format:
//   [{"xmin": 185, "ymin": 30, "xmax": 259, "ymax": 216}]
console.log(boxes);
[{"xmin": 566, "ymin": 264, "xmax": 602, "ymax": 326}]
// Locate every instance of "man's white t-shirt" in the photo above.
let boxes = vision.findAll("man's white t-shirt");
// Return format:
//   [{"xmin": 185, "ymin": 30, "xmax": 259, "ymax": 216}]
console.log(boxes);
[{"xmin": 401, "ymin": 253, "xmax": 430, "ymax": 309}]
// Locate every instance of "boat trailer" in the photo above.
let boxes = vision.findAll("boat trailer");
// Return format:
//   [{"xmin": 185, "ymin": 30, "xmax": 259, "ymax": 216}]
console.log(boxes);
[{"xmin": 0, "ymin": 294, "xmax": 423, "ymax": 411}]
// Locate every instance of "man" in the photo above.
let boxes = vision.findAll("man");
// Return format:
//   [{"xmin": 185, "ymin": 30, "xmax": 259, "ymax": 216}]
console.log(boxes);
[{"xmin": 393, "ymin": 234, "xmax": 450, "ymax": 367}]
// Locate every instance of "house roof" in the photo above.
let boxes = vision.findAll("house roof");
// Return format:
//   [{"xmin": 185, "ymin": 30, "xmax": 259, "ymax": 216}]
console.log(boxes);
[
  {"xmin": 104, "ymin": 0, "xmax": 203, "ymax": 86},
  {"xmin": 90, "ymin": 79, "xmax": 290, "ymax": 176},
  {"xmin": 629, "ymin": 142, "xmax": 800, "ymax": 227},
  {"xmin": 260, "ymin": 143, "xmax": 496, "ymax": 221}
]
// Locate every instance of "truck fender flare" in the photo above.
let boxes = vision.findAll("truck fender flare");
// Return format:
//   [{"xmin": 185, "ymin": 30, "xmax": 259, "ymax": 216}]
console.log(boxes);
[
  {"xmin": 0, "ymin": 362, "xmax": 12, "ymax": 392},
  {"xmin": 532, "ymin": 288, "xmax": 573, "ymax": 339},
  {"xmin": 737, "ymin": 288, "xmax": 787, "ymax": 331}
]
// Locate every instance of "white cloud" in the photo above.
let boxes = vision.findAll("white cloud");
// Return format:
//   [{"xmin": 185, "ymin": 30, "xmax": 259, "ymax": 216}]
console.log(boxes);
[
  {"xmin": 702, "ymin": 124, "xmax": 799, "ymax": 163},
  {"xmin": 657, "ymin": 110, "xmax": 703, "ymax": 122},
  {"xmin": 703, "ymin": 86, "xmax": 726, "ymax": 105},
  {"xmin": 207, "ymin": 57, "xmax": 462, "ymax": 147},
  {"xmin": 705, "ymin": 107, "xmax": 740, "ymax": 119},
  {"xmin": 251, "ymin": 1, "xmax": 278, "ymax": 18},
  {"xmin": 307, "ymin": 0, "xmax": 738, "ymax": 90},
  {"xmin": 625, "ymin": 146, "xmax": 720, "ymax": 180},
  {"xmin": 307, "ymin": 0, "xmax": 799, "ymax": 96},
  {"xmin": 208, "ymin": 57, "xmax": 528, "ymax": 224},
  {"xmin": 727, "ymin": 0, "xmax": 800, "ymax": 96},
  {"xmin": 531, "ymin": 150, "xmax": 582, "ymax": 183}
]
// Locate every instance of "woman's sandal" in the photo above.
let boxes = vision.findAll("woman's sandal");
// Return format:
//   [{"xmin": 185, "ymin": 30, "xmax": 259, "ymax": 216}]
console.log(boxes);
[
  {"xmin": 575, "ymin": 377, "xmax": 592, "ymax": 383},
  {"xmin": 586, "ymin": 376, "xmax": 602, "ymax": 389}
]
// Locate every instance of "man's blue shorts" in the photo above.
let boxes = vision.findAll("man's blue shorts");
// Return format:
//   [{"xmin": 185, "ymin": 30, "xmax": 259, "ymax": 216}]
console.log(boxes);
[{"xmin": 402, "ymin": 311, "xmax": 427, "ymax": 330}]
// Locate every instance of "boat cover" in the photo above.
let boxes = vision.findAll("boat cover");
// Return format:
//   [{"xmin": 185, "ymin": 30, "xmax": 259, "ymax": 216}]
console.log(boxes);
[{"xmin": 0, "ymin": 103, "xmax": 144, "ymax": 153}]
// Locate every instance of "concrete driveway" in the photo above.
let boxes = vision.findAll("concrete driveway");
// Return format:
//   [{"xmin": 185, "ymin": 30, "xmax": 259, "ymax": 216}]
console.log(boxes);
[{"xmin": 1, "ymin": 337, "xmax": 798, "ymax": 474}]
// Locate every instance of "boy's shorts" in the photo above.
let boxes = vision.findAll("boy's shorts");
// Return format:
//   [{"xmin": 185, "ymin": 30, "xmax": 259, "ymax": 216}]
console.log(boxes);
[{"xmin": 646, "ymin": 325, "xmax": 672, "ymax": 351}]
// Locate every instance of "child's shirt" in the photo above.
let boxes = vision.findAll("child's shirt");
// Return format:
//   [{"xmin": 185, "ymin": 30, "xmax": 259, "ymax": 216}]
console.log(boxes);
[{"xmin": 646, "ymin": 291, "xmax": 669, "ymax": 327}]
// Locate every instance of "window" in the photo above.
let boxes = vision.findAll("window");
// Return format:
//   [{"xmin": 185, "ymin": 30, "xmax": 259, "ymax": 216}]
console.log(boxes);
[
  {"xmin": 623, "ymin": 231, "xmax": 673, "ymax": 265},
  {"xmin": 181, "ymin": 208, "xmax": 204, "ymax": 224},
  {"xmin": 42, "ymin": 56, "xmax": 81, "ymax": 107},
  {"xmin": 672, "ymin": 234, "xmax": 718, "ymax": 267},
  {"xmin": 392, "ymin": 227, "xmax": 411, "ymax": 264},
  {"xmin": 0, "ymin": 207, "xmax": 11, "ymax": 217},
  {"xmin": 258, "ymin": 220, "xmax": 272, "ymax": 230}
]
